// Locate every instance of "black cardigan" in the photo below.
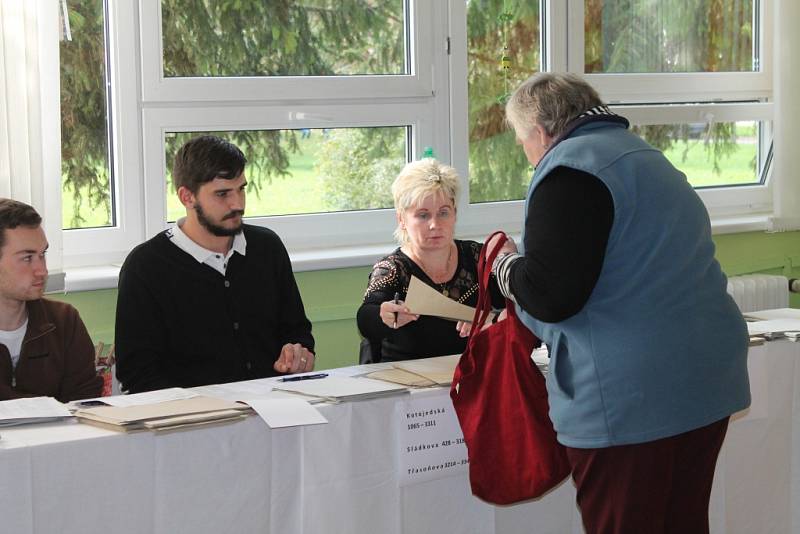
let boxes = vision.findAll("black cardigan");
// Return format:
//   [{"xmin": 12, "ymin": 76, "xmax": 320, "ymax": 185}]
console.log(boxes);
[
  {"xmin": 357, "ymin": 240, "xmax": 503, "ymax": 362},
  {"xmin": 508, "ymin": 166, "xmax": 614, "ymax": 322},
  {"xmin": 115, "ymin": 225, "xmax": 314, "ymax": 393}
]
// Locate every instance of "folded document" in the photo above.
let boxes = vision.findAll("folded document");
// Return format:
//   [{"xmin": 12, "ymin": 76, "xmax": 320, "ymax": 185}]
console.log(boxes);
[{"xmin": 404, "ymin": 275, "xmax": 476, "ymax": 322}]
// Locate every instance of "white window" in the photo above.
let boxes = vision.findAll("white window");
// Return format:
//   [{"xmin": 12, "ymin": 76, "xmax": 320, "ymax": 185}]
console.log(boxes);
[
  {"xmin": 452, "ymin": 0, "xmax": 773, "ymax": 238},
  {"xmin": 61, "ymin": 0, "xmax": 144, "ymax": 268},
  {"xmin": 566, "ymin": 0, "xmax": 774, "ymax": 222},
  {"xmin": 58, "ymin": 0, "xmax": 778, "ymax": 277},
  {"xmin": 64, "ymin": 0, "xmax": 450, "ymax": 269}
]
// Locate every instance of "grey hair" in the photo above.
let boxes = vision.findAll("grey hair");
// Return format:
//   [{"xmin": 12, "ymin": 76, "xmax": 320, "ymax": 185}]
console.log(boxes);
[
  {"xmin": 505, "ymin": 72, "xmax": 604, "ymax": 140},
  {"xmin": 391, "ymin": 158, "xmax": 459, "ymax": 244}
]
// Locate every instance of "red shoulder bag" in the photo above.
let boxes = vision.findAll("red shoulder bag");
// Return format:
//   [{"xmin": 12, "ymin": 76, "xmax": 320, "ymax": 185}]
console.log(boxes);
[{"xmin": 450, "ymin": 232, "xmax": 571, "ymax": 505}]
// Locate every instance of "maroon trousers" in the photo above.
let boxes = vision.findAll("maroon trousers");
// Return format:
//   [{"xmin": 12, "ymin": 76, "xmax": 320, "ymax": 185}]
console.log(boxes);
[{"xmin": 565, "ymin": 417, "xmax": 730, "ymax": 534}]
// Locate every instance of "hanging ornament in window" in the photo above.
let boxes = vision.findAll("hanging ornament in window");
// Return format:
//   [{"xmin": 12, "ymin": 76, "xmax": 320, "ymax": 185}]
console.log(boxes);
[{"xmin": 496, "ymin": 7, "xmax": 514, "ymax": 105}]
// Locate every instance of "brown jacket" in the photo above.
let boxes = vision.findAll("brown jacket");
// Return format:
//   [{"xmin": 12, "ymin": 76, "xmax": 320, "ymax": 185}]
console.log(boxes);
[{"xmin": 0, "ymin": 299, "xmax": 102, "ymax": 403}]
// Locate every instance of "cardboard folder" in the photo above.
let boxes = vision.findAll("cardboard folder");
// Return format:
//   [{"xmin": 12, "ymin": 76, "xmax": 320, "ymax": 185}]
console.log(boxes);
[
  {"xmin": 74, "ymin": 396, "xmax": 252, "ymax": 433},
  {"xmin": 366, "ymin": 354, "xmax": 460, "ymax": 388}
]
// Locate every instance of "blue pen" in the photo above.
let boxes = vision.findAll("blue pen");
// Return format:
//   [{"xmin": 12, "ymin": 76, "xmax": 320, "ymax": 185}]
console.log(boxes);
[
  {"xmin": 393, "ymin": 292, "xmax": 400, "ymax": 329},
  {"xmin": 279, "ymin": 373, "xmax": 329, "ymax": 382}
]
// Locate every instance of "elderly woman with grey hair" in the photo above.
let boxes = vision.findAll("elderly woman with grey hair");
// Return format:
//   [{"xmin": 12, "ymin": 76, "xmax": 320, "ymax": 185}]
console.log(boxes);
[
  {"xmin": 357, "ymin": 158, "xmax": 503, "ymax": 363},
  {"xmin": 490, "ymin": 72, "xmax": 750, "ymax": 533}
]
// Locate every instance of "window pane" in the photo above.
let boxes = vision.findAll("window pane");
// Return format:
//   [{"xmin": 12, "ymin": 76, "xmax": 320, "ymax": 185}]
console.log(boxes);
[
  {"xmin": 633, "ymin": 121, "xmax": 760, "ymax": 187},
  {"xmin": 61, "ymin": 0, "xmax": 114, "ymax": 229},
  {"xmin": 164, "ymin": 127, "xmax": 408, "ymax": 221},
  {"xmin": 161, "ymin": 0, "xmax": 407, "ymax": 77},
  {"xmin": 467, "ymin": 2, "xmax": 540, "ymax": 203},
  {"xmin": 585, "ymin": 0, "xmax": 756, "ymax": 73}
]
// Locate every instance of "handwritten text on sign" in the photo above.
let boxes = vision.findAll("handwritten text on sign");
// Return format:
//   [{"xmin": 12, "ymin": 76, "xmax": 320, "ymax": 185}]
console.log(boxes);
[{"xmin": 397, "ymin": 390, "xmax": 469, "ymax": 486}]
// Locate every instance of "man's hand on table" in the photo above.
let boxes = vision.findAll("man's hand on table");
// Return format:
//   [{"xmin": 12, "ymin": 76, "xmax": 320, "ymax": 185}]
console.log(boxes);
[{"xmin": 274, "ymin": 343, "xmax": 315, "ymax": 374}]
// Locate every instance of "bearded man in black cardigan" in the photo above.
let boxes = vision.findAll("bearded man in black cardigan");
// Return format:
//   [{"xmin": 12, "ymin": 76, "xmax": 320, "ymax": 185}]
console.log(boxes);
[{"xmin": 115, "ymin": 135, "xmax": 315, "ymax": 393}]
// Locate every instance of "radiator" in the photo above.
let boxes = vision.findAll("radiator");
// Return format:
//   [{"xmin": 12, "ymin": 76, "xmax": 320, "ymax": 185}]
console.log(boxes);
[{"xmin": 726, "ymin": 274, "xmax": 791, "ymax": 313}]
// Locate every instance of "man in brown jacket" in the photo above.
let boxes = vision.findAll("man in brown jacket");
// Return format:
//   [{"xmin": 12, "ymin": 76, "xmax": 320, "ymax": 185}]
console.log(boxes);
[{"xmin": 0, "ymin": 199, "xmax": 102, "ymax": 402}]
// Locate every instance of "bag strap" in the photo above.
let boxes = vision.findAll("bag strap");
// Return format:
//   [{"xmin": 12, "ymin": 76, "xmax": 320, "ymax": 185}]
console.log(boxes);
[
  {"xmin": 466, "ymin": 231, "xmax": 507, "ymax": 350},
  {"xmin": 479, "ymin": 232, "xmax": 506, "ymax": 291}
]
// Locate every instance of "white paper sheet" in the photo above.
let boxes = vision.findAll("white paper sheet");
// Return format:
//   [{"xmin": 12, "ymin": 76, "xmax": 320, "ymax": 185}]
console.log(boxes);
[
  {"xmin": 246, "ymin": 398, "xmax": 328, "ymax": 428},
  {"xmin": 327, "ymin": 362, "xmax": 396, "ymax": 377},
  {"xmin": 191, "ymin": 381, "xmax": 325, "ymax": 404},
  {"xmin": 0, "ymin": 397, "xmax": 72, "ymax": 426},
  {"xmin": 272, "ymin": 375, "xmax": 408, "ymax": 401}
]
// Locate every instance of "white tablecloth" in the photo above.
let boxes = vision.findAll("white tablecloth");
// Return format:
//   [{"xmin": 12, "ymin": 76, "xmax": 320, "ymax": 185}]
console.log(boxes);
[{"xmin": 1, "ymin": 341, "xmax": 798, "ymax": 534}]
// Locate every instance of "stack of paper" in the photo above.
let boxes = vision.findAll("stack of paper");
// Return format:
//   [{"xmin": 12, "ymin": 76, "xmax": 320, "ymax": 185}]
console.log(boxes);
[
  {"xmin": 745, "ymin": 308, "xmax": 800, "ymax": 321},
  {"xmin": 191, "ymin": 380, "xmax": 327, "ymax": 404},
  {"xmin": 367, "ymin": 354, "xmax": 460, "ymax": 387},
  {"xmin": 366, "ymin": 368, "xmax": 440, "ymax": 387},
  {"xmin": 73, "ymin": 387, "xmax": 198, "ymax": 408},
  {"xmin": 0, "ymin": 397, "xmax": 72, "ymax": 427},
  {"xmin": 394, "ymin": 354, "xmax": 460, "ymax": 384},
  {"xmin": 74, "ymin": 396, "xmax": 252, "ymax": 433},
  {"xmin": 744, "ymin": 308, "xmax": 800, "ymax": 339},
  {"xmin": 272, "ymin": 375, "xmax": 408, "ymax": 402},
  {"xmin": 327, "ymin": 362, "xmax": 396, "ymax": 378}
]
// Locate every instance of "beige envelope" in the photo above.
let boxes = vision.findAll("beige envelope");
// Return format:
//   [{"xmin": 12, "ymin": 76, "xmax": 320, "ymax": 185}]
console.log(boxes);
[{"xmin": 403, "ymin": 275, "xmax": 476, "ymax": 323}]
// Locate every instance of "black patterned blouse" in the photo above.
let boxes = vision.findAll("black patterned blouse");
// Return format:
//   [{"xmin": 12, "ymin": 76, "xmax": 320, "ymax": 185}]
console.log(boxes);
[{"xmin": 356, "ymin": 239, "xmax": 503, "ymax": 362}]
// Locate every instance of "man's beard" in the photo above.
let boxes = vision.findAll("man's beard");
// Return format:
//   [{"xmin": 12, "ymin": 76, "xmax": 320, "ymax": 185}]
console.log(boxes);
[{"xmin": 194, "ymin": 202, "xmax": 244, "ymax": 237}]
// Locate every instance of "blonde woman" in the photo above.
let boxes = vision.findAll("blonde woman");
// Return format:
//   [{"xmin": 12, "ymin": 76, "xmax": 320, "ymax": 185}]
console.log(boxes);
[{"xmin": 356, "ymin": 159, "xmax": 502, "ymax": 363}]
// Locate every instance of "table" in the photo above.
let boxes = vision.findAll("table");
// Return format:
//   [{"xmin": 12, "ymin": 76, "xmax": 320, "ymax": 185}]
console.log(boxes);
[{"xmin": 1, "ymin": 341, "xmax": 798, "ymax": 534}]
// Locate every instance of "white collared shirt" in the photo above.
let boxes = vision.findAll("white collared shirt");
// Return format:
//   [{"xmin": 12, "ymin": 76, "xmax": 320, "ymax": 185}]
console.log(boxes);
[{"xmin": 166, "ymin": 218, "xmax": 247, "ymax": 276}]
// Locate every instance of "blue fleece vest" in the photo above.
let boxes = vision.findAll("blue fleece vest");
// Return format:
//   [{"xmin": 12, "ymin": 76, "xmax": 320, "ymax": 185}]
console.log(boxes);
[{"xmin": 517, "ymin": 120, "xmax": 750, "ymax": 448}]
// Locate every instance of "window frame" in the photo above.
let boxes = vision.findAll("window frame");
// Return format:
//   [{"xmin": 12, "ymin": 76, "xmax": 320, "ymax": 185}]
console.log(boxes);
[
  {"xmin": 452, "ymin": 0, "xmax": 775, "ymax": 239},
  {"xmin": 62, "ymin": 0, "xmax": 144, "ymax": 268},
  {"xmin": 569, "ymin": 0, "xmax": 775, "ymax": 221},
  {"xmin": 566, "ymin": 0, "xmax": 772, "ymax": 101},
  {"xmin": 141, "ymin": 103, "xmax": 444, "ymax": 250},
  {"xmin": 138, "ymin": 0, "xmax": 435, "ymax": 102},
  {"xmin": 614, "ymin": 102, "xmax": 774, "ymax": 219},
  {"xmin": 61, "ymin": 0, "xmax": 779, "ymax": 277},
  {"xmin": 137, "ymin": 0, "xmax": 451, "ymax": 253}
]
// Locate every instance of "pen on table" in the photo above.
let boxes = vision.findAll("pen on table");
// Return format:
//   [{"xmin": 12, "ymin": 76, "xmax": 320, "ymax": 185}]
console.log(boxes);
[
  {"xmin": 393, "ymin": 292, "xmax": 400, "ymax": 329},
  {"xmin": 69, "ymin": 400, "xmax": 105, "ymax": 411},
  {"xmin": 279, "ymin": 373, "xmax": 328, "ymax": 383}
]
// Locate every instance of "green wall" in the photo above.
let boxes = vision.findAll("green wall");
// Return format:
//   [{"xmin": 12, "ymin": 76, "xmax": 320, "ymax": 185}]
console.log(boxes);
[
  {"xmin": 51, "ymin": 229, "xmax": 800, "ymax": 371},
  {"xmin": 51, "ymin": 267, "xmax": 372, "ymax": 371}
]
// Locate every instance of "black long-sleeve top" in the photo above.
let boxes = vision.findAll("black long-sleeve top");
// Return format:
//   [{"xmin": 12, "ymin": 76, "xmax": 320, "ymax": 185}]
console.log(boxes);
[
  {"xmin": 357, "ymin": 240, "xmax": 504, "ymax": 362},
  {"xmin": 504, "ymin": 166, "xmax": 615, "ymax": 323},
  {"xmin": 115, "ymin": 225, "xmax": 314, "ymax": 393}
]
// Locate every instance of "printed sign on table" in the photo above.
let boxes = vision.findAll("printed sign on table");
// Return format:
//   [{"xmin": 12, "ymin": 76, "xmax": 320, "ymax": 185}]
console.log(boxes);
[{"xmin": 396, "ymin": 390, "xmax": 469, "ymax": 486}]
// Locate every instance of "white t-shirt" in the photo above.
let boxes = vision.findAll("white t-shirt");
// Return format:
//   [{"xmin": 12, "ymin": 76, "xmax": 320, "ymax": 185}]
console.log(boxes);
[{"xmin": 0, "ymin": 319, "xmax": 28, "ymax": 369}]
